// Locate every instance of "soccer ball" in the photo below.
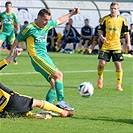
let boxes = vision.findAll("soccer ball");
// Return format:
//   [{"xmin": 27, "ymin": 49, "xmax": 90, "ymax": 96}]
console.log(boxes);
[{"xmin": 78, "ymin": 82, "xmax": 94, "ymax": 97}]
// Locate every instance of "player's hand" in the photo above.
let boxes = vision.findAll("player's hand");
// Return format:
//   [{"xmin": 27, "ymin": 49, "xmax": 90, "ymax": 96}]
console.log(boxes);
[
  {"xmin": 16, "ymin": 30, "xmax": 20, "ymax": 35},
  {"xmin": 71, "ymin": 7, "xmax": 80, "ymax": 15},
  {"xmin": 126, "ymin": 44, "xmax": 131, "ymax": 51},
  {"xmin": 14, "ymin": 48, "xmax": 23, "ymax": 57},
  {"xmin": 6, "ymin": 48, "xmax": 23, "ymax": 64},
  {"xmin": 100, "ymin": 36, "xmax": 106, "ymax": 43}
]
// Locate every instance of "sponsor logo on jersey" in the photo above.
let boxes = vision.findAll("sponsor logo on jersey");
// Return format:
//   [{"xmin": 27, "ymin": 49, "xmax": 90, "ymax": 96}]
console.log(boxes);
[{"xmin": 35, "ymin": 34, "xmax": 46, "ymax": 43}]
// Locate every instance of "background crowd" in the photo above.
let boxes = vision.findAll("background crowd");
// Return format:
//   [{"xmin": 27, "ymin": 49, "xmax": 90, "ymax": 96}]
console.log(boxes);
[{"xmin": 0, "ymin": 1, "xmax": 133, "ymax": 56}]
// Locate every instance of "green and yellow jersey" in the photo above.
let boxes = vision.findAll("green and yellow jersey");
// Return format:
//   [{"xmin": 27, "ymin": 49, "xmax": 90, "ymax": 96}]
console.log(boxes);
[
  {"xmin": 0, "ymin": 59, "xmax": 10, "ymax": 112},
  {"xmin": 17, "ymin": 20, "xmax": 57, "ymax": 56},
  {"xmin": 99, "ymin": 14, "xmax": 129, "ymax": 50},
  {"xmin": 0, "ymin": 11, "xmax": 19, "ymax": 34}
]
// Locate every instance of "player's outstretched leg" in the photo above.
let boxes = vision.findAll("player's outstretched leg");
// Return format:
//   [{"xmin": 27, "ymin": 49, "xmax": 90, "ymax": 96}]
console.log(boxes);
[{"xmin": 39, "ymin": 100, "xmax": 73, "ymax": 117}]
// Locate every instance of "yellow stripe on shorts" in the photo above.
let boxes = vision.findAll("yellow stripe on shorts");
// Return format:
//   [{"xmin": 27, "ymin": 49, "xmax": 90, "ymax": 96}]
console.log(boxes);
[{"xmin": 32, "ymin": 56, "xmax": 56, "ymax": 75}]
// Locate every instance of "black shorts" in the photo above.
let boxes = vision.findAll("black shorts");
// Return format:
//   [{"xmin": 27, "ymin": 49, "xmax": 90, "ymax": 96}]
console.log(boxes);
[
  {"xmin": 4, "ymin": 94, "xmax": 33, "ymax": 115},
  {"xmin": 81, "ymin": 38, "xmax": 92, "ymax": 46},
  {"xmin": 98, "ymin": 50, "xmax": 124, "ymax": 62}
]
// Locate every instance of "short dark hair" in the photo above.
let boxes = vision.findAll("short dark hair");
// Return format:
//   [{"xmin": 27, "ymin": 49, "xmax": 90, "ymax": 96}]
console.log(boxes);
[
  {"xmin": 130, "ymin": 23, "xmax": 133, "ymax": 26},
  {"xmin": 85, "ymin": 19, "xmax": 89, "ymax": 21},
  {"xmin": 24, "ymin": 21, "xmax": 29, "ymax": 24},
  {"xmin": 69, "ymin": 18, "xmax": 73, "ymax": 21},
  {"xmin": 66, "ymin": 22, "xmax": 70, "ymax": 26},
  {"xmin": 38, "ymin": 9, "xmax": 51, "ymax": 17},
  {"xmin": 110, "ymin": 1, "xmax": 119, "ymax": 7},
  {"xmin": 5, "ymin": 1, "xmax": 12, "ymax": 6}
]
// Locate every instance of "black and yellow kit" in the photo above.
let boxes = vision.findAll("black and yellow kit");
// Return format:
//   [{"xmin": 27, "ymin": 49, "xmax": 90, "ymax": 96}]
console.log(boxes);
[
  {"xmin": 0, "ymin": 59, "xmax": 9, "ymax": 112},
  {"xmin": 0, "ymin": 59, "xmax": 33, "ymax": 114},
  {"xmin": 99, "ymin": 14, "xmax": 129, "ymax": 50}
]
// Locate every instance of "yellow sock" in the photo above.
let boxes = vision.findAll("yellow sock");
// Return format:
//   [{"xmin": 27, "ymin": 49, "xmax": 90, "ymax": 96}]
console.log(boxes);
[
  {"xmin": 116, "ymin": 70, "xmax": 123, "ymax": 85},
  {"xmin": 25, "ymin": 111, "xmax": 33, "ymax": 117},
  {"xmin": 55, "ymin": 46, "xmax": 60, "ymax": 51},
  {"xmin": 40, "ymin": 101, "xmax": 63, "ymax": 114},
  {"xmin": 98, "ymin": 68, "xmax": 104, "ymax": 79},
  {"xmin": 77, "ymin": 47, "xmax": 81, "ymax": 52},
  {"xmin": 82, "ymin": 48, "xmax": 86, "ymax": 52}
]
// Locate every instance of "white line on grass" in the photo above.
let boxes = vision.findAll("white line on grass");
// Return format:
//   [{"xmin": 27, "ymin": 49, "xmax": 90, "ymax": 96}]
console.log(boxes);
[{"xmin": 0, "ymin": 70, "xmax": 113, "ymax": 76}]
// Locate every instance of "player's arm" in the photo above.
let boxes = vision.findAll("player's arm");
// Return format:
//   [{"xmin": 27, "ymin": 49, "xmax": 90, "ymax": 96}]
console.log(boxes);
[
  {"xmin": 121, "ymin": 19, "xmax": 131, "ymax": 51},
  {"xmin": 14, "ymin": 12, "xmax": 20, "ymax": 34},
  {"xmin": 9, "ymin": 38, "xmax": 19, "ymax": 56},
  {"xmin": 0, "ymin": 48, "xmax": 22, "ymax": 70},
  {"xmin": 56, "ymin": 7, "xmax": 80, "ymax": 26},
  {"xmin": 98, "ymin": 20, "xmax": 106, "ymax": 43},
  {"xmin": 125, "ymin": 33, "xmax": 131, "ymax": 51},
  {"xmin": 7, "ymin": 48, "xmax": 22, "ymax": 62},
  {"xmin": 15, "ymin": 22, "xmax": 20, "ymax": 34},
  {"xmin": 98, "ymin": 30, "xmax": 106, "ymax": 43}
]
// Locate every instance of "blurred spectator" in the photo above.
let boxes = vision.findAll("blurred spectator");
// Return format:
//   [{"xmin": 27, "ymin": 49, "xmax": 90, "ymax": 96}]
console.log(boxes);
[
  {"xmin": 127, "ymin": 23, "xmax": 133, "ymax": 56},
  {"xmin": 129, "ymin": 23, "xmax": 133, "ymax": 46},
  {"xmin": 21, "ymin": 20, "xmax": 29, "ymax": 29},
  {"xmin": 87, "ymin": 18, "xmax": 102, "ymax": 54},
  {"xmin": 56, "ymin": 22, "xmax": 79, "ymax": 53},
  {"xmin": 55, "ymin": 19, "xmax": 80, "ymax": 53},
  {"xmin": 47, "ymin": 28, "xmax": 58, "ymax": 52},
  {"xmin": 87, "ymin": 18, "xmax": 102, "ymax": 53},
  {"xmin": 68, "ymin": 18, "xmax": 81, "ymax": 41},
  {"xmin": 19, "ymin": 21, "xmax": 29, "ymax": 50},
  {"xmin": 77, "ymin": 19, "xmax": 93, "ymax": 54}
]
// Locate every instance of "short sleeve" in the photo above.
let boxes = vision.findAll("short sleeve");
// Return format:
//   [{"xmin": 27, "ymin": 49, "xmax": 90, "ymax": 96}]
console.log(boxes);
[
  {"xmin": 17, "ymin": 24, "xmax": 32, "ymax": 42},
  {"xmin": 48, "ymin": 20, "xmax": 57, "ymax": 30},
  {"xmin": 121, "ymin": 19, "xmax": 129, "ymax": 33}
]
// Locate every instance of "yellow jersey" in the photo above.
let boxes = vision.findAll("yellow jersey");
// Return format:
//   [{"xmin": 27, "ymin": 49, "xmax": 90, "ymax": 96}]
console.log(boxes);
[
  {"xmin": 0, "ymin": 59, "xmax": 10, "ymax": 112},
  {"xmin": 99, "ymin": 14, "xmax": 129, "ymax": 50},
  {"xmin": 0, "ymin": 88, "xmax": 11, "ymax": 112},
  {"xmin": 0, "ymin": 59, "xmax": 8, "ymax": 70}
]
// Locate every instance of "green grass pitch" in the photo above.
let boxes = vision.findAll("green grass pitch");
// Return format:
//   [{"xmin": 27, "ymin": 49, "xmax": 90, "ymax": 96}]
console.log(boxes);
[{"xmin": 0, "ymin": 51, "xmax": 132, "ymax": 133}]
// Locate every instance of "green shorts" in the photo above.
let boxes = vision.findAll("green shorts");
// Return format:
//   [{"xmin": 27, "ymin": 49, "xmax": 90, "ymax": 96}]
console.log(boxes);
[
  {"xmin": 98, "ymin": 50, "xmax": 124, "ymax": 62},
  {"xmin": 30, "ymin": 54, "xmax": 58, "ymax": 82},
  {"xmin": 0, "ymin": 31, "xmax": 15, "ymax": 44}
]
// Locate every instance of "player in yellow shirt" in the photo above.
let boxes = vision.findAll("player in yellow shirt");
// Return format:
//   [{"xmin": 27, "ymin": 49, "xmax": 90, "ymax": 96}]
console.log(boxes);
[
  {"xmin": 0, "ymin": 49, "xmax": 73, "ymax": 118},
  {"xmin": 97, "ymin": 2, "xmax": 131, "ymax": 91}
]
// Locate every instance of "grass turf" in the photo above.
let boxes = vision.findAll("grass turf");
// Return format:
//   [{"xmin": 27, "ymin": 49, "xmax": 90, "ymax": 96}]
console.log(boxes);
[{"xmin": 0, "ymin": 51, "xmax": 132, "ymax": 133}]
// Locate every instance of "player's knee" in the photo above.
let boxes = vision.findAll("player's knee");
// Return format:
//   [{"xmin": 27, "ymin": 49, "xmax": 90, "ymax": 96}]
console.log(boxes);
[
  {"xmin": 56, "ymin": 71, "xmax": 63, "ymax": 79},
  {"xmin": 51, "ymin": 70, "xmax": 63, "ymax": 80},
  {"xmin": 98, "ymin": 61, "xmax": 106, "ymax": 68}
]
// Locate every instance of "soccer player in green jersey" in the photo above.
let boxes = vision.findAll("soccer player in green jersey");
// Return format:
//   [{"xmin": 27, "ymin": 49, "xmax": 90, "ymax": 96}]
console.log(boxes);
[
  {"xmin": 9, "ymin": 8, "xmax": 80, "ymax": 111},
  {"xmin": 0, "ymin": 1, "xmax": 20, "ymax": 64}
]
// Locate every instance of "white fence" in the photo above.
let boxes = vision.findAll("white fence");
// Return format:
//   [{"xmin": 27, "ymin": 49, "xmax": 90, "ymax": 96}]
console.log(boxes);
[{"xmin": 0, "ymin": 0, "xmax": 133, "ymax": 34}]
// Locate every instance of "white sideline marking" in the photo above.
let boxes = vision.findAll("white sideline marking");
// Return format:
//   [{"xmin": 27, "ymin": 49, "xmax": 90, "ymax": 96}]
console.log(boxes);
[{"xmin": 0, "ymin": 70, "xmax": 113, "ymax": 76}]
